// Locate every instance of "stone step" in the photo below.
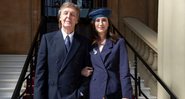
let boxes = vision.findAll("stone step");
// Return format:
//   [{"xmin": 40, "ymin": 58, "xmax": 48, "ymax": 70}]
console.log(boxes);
[
  {"xmin": 129, "ymin": 66, "xmax": 141, "ymax": 77},
  {"xmin": 0, "ymin": 88, "xmax": 14, "ymax": 97},
  {"xmin": 131, "ymin": 79, "xmax": 145, "ymax": 88},
  {"xmin": 138, "ymin": 95, "xmax": 157, "ymax": 99},
  {"xmin": 0, "ymin": 72, "xmax": 21, "ymax": 79},
  {"xmin": 130, "ymin": 66, "xmax": 135, "ymax": 74},
  {"xmin": 0, "ymin": 59, "xmax": 25, "ymax": 72},
  {"xmin": 0, "ymin": 79, "xmax": 18, "ymax": 88},
  {"xmin": 140, "ymin": 87, "xmax": 151, "ymax": 97},
  {"xmin": 0, "ymin": 67, "xmax": 23, "ymax": 72},
  {"xmin": 0, "ymin": 61, "xmax": 24, "ymax": 66},
  {"xmin": 133, "ymin": 86, "xmax": 152, "ymax": 98},
  {"xmin": 0, "ymin": 87, "xmax": 26, "ymax": 99},
  {"xmin": 130, "ymin": 66, "xmax": 157, "ymax": 98},
  {"xmin": 0, "ymin": 55, "xmax": 27, "ymax": 99},
  {"xmin": 0, "ymin": 55, "xmax": 27, "ymax": 62},
  {"xmin": 0, "ymin": 95, "xmax": 11, "ymax": 99}
]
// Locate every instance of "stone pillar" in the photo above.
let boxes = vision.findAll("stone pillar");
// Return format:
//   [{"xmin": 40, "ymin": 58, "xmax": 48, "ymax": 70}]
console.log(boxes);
[{"xmin": 158, "ymin": 0, "xmax": 185, "ymax": 98}]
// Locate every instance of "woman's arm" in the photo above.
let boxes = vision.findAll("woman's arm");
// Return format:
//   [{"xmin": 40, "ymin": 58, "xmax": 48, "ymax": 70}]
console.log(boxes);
[{"xmin": 119, "ymin": 38, "xmax": 133, "ymax": 99}]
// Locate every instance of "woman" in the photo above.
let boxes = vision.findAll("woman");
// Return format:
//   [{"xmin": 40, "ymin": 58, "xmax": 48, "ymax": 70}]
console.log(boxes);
[{"xmin": 88, "ymin": 8, "xmax": 133, "ymax": 99}]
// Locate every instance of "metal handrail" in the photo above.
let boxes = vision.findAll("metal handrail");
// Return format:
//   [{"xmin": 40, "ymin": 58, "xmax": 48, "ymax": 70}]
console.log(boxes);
[
  {"xmin": 111, "ymin": 23, "xmax": 177, "ymax": 99},
  {"xmin": 11, "ymin": 17, "xmax": 46, "ymax": 99}
]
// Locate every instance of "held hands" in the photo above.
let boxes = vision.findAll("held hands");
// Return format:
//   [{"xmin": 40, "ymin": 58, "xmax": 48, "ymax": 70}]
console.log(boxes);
[
  {"xmin": 103, "ymin": 97, "xmax": 128, "ymax": 99},
  {"xmin": 81, "ymin": 66, "xmax": 93, "ymax": 77}
]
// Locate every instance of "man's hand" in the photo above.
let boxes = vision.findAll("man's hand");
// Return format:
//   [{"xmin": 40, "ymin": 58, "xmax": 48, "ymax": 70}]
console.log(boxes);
[{"xmin": 81, "ymin": 66, "xmax": 93, "ymax": 77}]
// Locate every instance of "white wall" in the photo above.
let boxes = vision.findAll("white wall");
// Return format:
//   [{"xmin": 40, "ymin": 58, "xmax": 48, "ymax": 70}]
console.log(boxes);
[{"xmin": 158, "ymin": 0, "xmax": 185, "ymax": 98}]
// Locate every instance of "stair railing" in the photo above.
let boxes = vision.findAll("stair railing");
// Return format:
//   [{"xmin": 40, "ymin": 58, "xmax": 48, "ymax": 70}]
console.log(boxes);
[
  {"xmin": 11, "ymin": 16, "xmax": 46, "ymax": 99},
  {"xmin": 110, "ymin": 19, "xmax": 177, "ymax": 99}
]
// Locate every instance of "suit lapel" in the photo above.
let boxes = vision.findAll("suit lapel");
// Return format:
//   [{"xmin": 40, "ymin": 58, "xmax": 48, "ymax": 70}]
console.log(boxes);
[
  {"xmin": 90, "ymin": 46, "xmax": 105, "ymax": 69},
  {"xmin": 59, "ymin": 33, "xmax": 80, "ymax": 72},
  {"xmin": 55, "ymin": 31, "xmax": 67, "ymax": 70},
  {"xmin": 100, "ymin": 39, "xmax": 113, "ymax": 63}
]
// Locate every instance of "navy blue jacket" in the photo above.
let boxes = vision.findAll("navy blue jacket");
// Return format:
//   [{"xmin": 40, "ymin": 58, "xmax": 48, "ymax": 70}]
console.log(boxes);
[
  {"xmin": 89, "ymin": 38, "xmax": 132, "ymax": 99},
  {"xmin": 34, "ymin": 30, "xmax": 90, "ymax": 99}
]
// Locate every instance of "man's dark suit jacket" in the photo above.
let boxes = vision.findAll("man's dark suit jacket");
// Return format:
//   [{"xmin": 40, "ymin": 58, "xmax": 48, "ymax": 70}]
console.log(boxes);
[{"xmin": 34, "ymin": 30, "xmax": 90, "ymax": 99}]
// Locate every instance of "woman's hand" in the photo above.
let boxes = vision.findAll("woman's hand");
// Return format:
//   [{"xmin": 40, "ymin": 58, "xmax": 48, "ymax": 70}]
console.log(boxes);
[{"xmin": 81, "ymin": 66, "xmax": 93, "ymax": 77}]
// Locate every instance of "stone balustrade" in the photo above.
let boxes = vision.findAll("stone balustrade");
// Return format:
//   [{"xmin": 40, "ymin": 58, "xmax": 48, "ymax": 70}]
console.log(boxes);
[{"xmin": 123, "ymin": 17, "xmax": 158, "ymax": 70}]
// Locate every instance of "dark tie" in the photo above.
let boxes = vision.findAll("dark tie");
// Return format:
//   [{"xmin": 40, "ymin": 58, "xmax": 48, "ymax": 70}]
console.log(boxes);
[{"xmin": 65, "ymin": 35, "xmax": 71, "ymax": 52}]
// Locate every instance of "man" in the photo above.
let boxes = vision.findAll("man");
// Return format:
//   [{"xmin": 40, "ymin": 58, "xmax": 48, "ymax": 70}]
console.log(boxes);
[{"xmin": 34, "ymin": 2, "xmax": 90, "ymax": 99}]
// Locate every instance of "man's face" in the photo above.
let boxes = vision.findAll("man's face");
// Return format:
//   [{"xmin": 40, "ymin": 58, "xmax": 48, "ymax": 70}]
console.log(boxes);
[{"xmin": 59, "ymin": 7, "xmax": 78, "ymax": 30}]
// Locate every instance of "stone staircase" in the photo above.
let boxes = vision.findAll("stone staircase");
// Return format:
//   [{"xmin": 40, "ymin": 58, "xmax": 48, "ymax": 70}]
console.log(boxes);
[
  {"xmin": 0, "ymin": 54, "xmax": 157, "ymax": 99},
  {"xmin": 0, "ymin": 55, "xmax": 26, "ymax": 99},
  {"xmin": 130, "ymin": 66, "xmax": 157, "ymax": 99}
]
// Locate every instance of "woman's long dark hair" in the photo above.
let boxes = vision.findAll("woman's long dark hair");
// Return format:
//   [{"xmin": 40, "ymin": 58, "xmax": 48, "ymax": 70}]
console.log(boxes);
[{"xmin": 90, "ymin": 19, "xmax": 119, "ymax": 45}]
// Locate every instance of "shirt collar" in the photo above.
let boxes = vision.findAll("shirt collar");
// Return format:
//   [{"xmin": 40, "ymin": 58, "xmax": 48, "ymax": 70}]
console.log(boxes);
[{"xmin": 61, "ymin": 28, "xmax": 74, "ymax": 42}]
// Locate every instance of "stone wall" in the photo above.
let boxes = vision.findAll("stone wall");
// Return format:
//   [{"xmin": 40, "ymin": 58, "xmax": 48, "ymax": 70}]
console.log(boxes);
[{"xmin": 0, "ymin": 0, "xmax": 40, "ymax": 54}]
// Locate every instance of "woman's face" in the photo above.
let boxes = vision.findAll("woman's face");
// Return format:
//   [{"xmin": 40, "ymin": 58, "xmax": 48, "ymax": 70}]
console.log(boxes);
[
  {"xmin": 94, "ymin": 17, "xmax": 109, "ymax": 35},
  {"xmin": 59, "ymin": 7, "xmax": 78, "ymax": 31}
]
